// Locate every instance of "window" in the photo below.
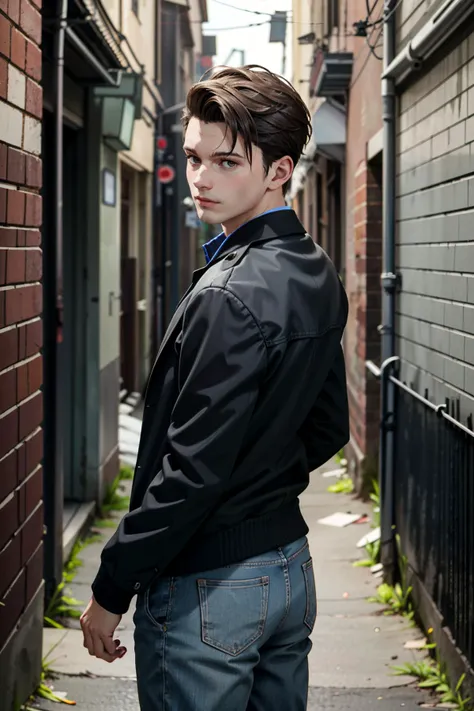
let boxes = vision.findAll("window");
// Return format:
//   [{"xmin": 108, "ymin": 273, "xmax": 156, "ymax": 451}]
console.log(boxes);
[{"xmin": 132, "ymin": 0, "xmax": 139, "ymax": 18}]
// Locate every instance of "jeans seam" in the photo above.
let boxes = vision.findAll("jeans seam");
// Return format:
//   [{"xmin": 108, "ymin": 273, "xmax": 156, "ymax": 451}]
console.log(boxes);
[
  {"xmin": 162, "ymin": 616, "xmax": 167, "ymax": 711},
  {"xmin": 285, "ymin": 540, "xmax": 309, "ymax": 564},
  {"xmin": 144, "ymin": 588, "xmax": 161, "ymax": 630},
  {"xmin": 223, "ymin": 558, "xmax": 282, "ymax": 568},
  {"xmin": 274, "ymin": 549, "xmax": 291, "ymax": 632},
  {"xmin": 163, "ymin": 579, "xmax": 176, "ymax": 711},
  {"xmin": 302, "ymin": 559, "xmax": 316, "ymax": 631},
  {"xmin": 222, "ymin": 539, "xmax": 308, "ymax": 569},
  {"xmin": 144, "ymin": 577, "xmax": 175, "ymax": 630}
]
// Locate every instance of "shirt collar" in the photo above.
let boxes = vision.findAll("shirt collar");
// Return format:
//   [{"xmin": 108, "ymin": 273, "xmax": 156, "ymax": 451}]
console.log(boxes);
[{"xmin": 202, "ymin": 206, "xmax": 292, "ymax": 265}]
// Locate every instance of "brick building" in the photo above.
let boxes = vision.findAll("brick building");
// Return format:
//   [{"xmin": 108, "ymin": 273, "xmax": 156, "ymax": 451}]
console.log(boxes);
[
  {"xmin": 0, "ymin": 0, "xmax": 45, "ymax": 706},
  {"xmin": 292, "ymin": 0, "xmax": 474, "ymax": 694},
  {"xmin": 291, "ymin": 0, "xmax": 384, "ymax": 493},
  {"xmin": 0, "ymin": 1, "xmax": 210, "ymax": 707},
  {"xmin": 387, "ymin": 0, "xmax": 474, "ymax": 693}
]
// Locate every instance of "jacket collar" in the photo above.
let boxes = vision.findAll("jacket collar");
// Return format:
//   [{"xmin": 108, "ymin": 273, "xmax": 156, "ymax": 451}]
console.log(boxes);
[{"xmin": 205, "ymin": 208, "xmax": 306, "ymax": 266}]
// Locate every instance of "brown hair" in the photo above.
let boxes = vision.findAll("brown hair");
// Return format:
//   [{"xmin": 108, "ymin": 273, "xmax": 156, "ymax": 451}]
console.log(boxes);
[{"xmin": 182, "ymin": 65, "xmax": 312, "ymax": 194}]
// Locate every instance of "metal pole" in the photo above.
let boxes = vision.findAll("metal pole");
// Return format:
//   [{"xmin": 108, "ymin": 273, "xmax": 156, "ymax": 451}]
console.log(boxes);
[{"xmin": 380, "ymin": 0, "xmax": 398, "ymax": 581}]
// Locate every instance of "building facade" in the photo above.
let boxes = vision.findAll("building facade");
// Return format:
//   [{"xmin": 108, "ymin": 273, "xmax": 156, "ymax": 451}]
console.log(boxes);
[
  {"xmin": 0, "ymin": 1, "xmax": 209, "ymax": 708},
  {"xmin": 291, "ymin": 0, "xmax": 384, "ymax": 493},
  {"xmin": 292, "ymin": 0, "xmax": 474, "ymax": 695},
  {"xmin": 389, "ymin": 0, "xmax": 474, "ymax": 693},
  {"xmin": 0, "ymin": 1, "xmax": 44, "ymax": 706}
]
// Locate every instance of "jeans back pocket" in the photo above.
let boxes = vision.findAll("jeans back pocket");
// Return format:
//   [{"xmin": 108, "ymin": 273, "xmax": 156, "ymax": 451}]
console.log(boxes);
[
  {"xmin": 197, "ymin": 576, "xmax": 269, "ymax": 656},
  {"xmin": 302, "ymin": 558, "xmax": 317, "ymax": 631}
]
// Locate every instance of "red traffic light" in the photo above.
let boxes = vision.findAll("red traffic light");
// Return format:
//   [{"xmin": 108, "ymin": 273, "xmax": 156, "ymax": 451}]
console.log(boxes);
[{"xmin": 157, "ymin": 136, "xmax": 167, "ymax": 150}]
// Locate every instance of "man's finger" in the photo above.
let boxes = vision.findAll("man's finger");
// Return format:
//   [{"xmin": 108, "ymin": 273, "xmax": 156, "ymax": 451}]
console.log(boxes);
[
  {"xmin": 102, "ymin": 634, "xmax": 118, "ymax": 657},
  {"xmin": 92, "ymin": 632, "xmax": 115, "ymax": 663},
  {"xmin": 82, "ymin": 625, "xmax": 94, "ymax": 656}
]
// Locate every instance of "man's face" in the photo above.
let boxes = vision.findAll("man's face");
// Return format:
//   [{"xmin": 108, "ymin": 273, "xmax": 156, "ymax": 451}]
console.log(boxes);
[{"xmin": 184, "ymin": 117, "xmax": 276, "ymax": 235}]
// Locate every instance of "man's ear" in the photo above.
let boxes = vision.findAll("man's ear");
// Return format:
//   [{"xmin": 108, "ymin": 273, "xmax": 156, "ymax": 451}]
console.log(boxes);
[{"xmin": 267, "ymin": 156, "xmax": 294, "ymax": 192}]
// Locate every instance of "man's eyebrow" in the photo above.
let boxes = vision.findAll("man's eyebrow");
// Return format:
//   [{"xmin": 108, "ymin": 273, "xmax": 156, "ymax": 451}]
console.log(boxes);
[
  {"xmin": 211, "ymin": 150, "xmax": 244, "ymax": 159},
  {"xmin": 182, "ymin": 146, "xmax": 244, "ymax": 160}
]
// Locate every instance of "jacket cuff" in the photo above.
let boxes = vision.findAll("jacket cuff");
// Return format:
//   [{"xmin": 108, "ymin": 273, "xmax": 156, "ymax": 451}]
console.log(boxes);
[{"xmin": 92, "ymin": 565, "xmax": 134, "ymax": 615}]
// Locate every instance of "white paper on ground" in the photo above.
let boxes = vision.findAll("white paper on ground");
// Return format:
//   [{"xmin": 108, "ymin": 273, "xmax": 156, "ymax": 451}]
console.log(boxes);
[
  {"xmin": 322, "ymin": 467, "xmax": 347, "ymax": 478},
  {"xmin": 404, "ymin": 639, "xmax": 427, "ymax": 650},
  {"xmin": 371, "ymin": 563, "xmax": 384, "ymax": 574},
  {"xmin": 357, "ymin": 527, "xmax": 381, "ymax": 548},
  {"xmin": 317, "ymin": 512, "xmax": 363, "ymax": 527}
]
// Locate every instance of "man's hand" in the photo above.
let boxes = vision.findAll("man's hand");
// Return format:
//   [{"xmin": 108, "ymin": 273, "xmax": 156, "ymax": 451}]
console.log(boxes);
[{"xmin": 80, "ymin": 597, "xmax": 127, "ymax": 663}]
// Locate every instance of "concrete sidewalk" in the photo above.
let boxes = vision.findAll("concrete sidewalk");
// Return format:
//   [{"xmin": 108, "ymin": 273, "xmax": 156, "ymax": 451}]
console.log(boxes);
[{"xmin": 37, "ymin": 413, "xmax": 430, "ymax": 709}]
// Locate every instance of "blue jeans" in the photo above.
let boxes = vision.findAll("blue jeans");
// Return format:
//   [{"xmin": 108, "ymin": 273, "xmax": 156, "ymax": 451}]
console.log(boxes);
[{"xmin": 133, "ymin": 537, "xmax": 316, "ymax": 711}]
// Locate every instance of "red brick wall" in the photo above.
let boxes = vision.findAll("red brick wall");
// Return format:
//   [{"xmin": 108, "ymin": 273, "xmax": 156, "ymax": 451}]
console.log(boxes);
[
  {"xmin": 0, "ymin": 0, "xmax": 43, "ymax": 649},
  {"xmin": 347, "ymin": 162, "xmax": 382, "ymax": 459},
  {"xmin": 341, "ymin": 0, "xmax": 384, "ymax": 488}
]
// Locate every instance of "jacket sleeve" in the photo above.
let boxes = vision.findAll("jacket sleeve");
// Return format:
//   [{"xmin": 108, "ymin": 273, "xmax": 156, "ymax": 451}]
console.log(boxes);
[
  {"xmin": 92, "ymin": 286, "xmax": 267, "ymax": 614},
  {"xmin": 298, "ymin": 343, "xmax": 349, "ymax": 473}
]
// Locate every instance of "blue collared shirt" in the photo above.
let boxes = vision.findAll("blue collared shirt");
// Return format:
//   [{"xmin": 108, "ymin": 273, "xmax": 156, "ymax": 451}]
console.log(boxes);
[{"xmin": 202, "ymin": 206, "xmax": 292, "ymax": 265}]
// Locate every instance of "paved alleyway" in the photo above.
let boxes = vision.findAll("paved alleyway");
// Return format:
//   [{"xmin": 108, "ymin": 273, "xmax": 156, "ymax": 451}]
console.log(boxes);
[{"xmin": 37, "ymin": 408, "xmax": 430, "ymax": 710}]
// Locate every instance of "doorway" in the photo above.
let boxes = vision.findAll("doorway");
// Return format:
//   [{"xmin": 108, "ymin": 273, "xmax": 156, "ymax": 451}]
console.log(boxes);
[{"xmin": 42, "ymin": 111, "xmax": 88, "ymax": 596}]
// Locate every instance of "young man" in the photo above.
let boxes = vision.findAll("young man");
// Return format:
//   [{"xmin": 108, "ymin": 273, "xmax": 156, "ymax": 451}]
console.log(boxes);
[{"xmin": 81, "ymin": 65, "xmax": 349, "ymax": 710}]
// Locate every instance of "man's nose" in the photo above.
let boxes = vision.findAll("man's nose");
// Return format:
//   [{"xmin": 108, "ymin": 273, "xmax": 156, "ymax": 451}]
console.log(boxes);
[{"xmin": 193, "ymin": 164, "xmax": 212, "ymax": 190}]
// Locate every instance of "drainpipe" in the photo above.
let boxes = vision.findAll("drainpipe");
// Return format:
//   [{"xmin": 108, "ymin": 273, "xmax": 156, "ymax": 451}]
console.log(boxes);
[
  {"xmin": 379, "ymin": 0, "xmax": 398, "ymax": 582},
  {"xmin": 43, "ymin": 0, "xmax": 68, "ymax": 603},
  {"xmin": 382, "ymin": 0, "xmax": 474, "ymax": 84},
  {"xmin": 377, "ymin": 0, "xmax": 474, "ymax": 583}
]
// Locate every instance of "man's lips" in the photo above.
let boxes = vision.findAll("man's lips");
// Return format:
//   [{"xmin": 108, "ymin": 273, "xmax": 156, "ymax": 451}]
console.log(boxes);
[{"xmin": 195, "ymin": 196, "xmax": 218, "ymax": 206}]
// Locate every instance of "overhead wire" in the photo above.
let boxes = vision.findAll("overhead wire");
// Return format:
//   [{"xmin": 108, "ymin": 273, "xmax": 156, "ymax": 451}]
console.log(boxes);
[
  {"xmin": 365, "ymin": 0, "xmax": 381, "ymax": 22},
  {"xmin": 202, "ymin": 20, "xmax": 269, "ymax": 30},
  {"xmin": 349, "ymin": 1, "xmax": 385, "ymax": 88},
  {"xmin": 210, "ymin": 0, "xmax": 273, "ymax": 16},
  {"xmin": 367, "ymin": 0, "xmax": 403, "ymax": 27}
]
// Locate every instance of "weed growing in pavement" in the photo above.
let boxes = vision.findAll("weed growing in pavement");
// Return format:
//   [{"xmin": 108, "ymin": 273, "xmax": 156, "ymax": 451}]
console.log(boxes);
[
  {"xmin": 353, "ymin": 538, "xmax": 381, "ymax": 568},
  {"xmin": 367, "ymin": 534, "xmax": 414, "ymax": 620},
  {"xmin": 44, "ymin": 534, "xmax": 102, "ymax": 628},
  {"xmin": 368, "ymin": 580, "xmax": 414, "ymax": 620},
  {"xmin": 93, "ymin": 517, "xmax": 118, "ymax": 528},
  {"xmin": 98, "ymin": 464, "xmax": 133, "ymax": 516},
  {"xmin": 369, "ymin": 480, "xmax": 381, "ymax": 528},
  {"xmin": 119, "ymin": 463, "xmax": 134, "ymax": 480},
  {"xmin": 44, "ymin": 462, "xmax": 132, "ymax": 626},
  {"xmin": 392, "ymin": 655, "xmax": 471, "ymax": 710},
  {"xmin": 327, "ymin": 476, "xmax": 354, "ymax": 494},
  {"xmin": 21, "ymin": 638, "xmax": 77, "ymax": 707},
  {"xmin": 353, "ymin": 480, "xmax": 381, "ymax": 568}
]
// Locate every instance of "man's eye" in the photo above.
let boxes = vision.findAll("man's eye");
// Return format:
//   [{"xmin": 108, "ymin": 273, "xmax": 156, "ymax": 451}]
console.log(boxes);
[
  {"xmin": 186, "ymin": 155, "xmax": 199, "ymax": 165},
  {"xmin": 221, "ymin": 159, "xmax": 237, "ymax": 169}
]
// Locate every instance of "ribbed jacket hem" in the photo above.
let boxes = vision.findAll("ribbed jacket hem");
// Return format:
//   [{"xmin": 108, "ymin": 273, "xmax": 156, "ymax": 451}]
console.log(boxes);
[{"xmin": 164, "ymin": 501, "xmax": 309, "ymax": 575}]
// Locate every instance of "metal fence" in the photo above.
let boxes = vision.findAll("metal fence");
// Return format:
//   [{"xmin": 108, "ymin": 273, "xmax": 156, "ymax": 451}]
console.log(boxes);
[{"xmin": 391, "ymin": 375, "xmax": 474, "ymax": 670}]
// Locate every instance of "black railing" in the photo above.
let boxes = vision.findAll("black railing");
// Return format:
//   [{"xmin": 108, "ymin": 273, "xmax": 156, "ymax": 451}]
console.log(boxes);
[{"xmin": 392, "ymin": 379, "xmax": 474, "ymax": 670}]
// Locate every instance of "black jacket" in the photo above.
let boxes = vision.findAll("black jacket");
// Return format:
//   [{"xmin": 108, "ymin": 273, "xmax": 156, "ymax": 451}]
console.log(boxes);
[{"xmin": 92, "ymin": 209, "xmax": 349, "ymax": 614}]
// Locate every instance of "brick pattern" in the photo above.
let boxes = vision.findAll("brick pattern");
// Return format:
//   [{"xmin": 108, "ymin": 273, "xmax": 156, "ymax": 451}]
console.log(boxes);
[
  {"xmin": 340, "ymin": 0, "xmax": 384, "ymax": 473},
  {"xmin": 396, "ymin": 0, "xmax": 446, "ymax": 48},
  {"xmin": 396, "ymin": 28, "xmax": 474, "ymax": 422},
  {"xmin": 0, "ymin": 0, "xmax": 43, "ymax": 650},
  {"xmin": 346, "ymin": 162, "xmax": 382, "ymax": 457}
]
